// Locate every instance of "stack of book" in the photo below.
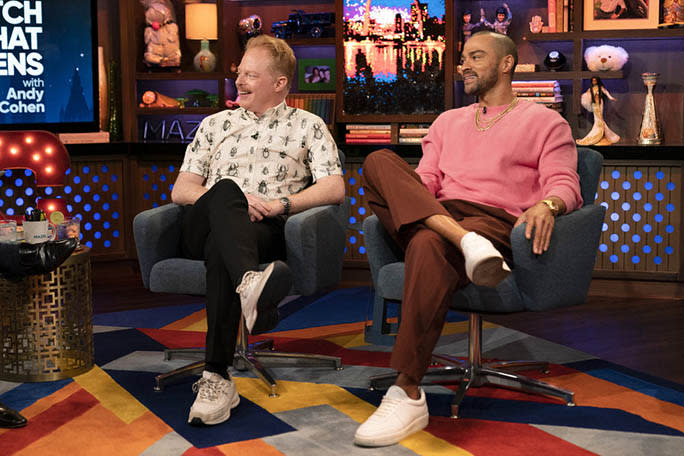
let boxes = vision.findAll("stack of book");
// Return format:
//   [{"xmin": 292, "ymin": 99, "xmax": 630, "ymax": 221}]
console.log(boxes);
[
  {"xmin": 398, "ymin": 124, "xmax": 429, "ymax": 144},
  {"xmin": 285, "ymin": 93, "xmax": 335, "ymax": 126},
  {"xmin": 345, "ymin": 124, "xmax": 391, "ymax": 144},
  {"xmin": 546, "ymin": 0, "xmax": 573, "ymax": 32},
  {"xmin": 512, "ymin": 80, "xmax": 563, "ymax": 113}
]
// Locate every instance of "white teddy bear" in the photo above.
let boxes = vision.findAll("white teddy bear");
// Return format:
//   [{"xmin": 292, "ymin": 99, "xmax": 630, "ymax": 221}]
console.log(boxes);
[
  {"xmin": 584, "ymin": 45, "xmax": 629, "ymax": 72},
  {"xmin": 141, "ymin": 0, "xmax": 181, "ymax": 67}
]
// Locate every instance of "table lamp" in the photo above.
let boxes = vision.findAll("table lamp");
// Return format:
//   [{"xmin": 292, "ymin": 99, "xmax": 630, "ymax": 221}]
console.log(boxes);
[{"xmin": 185, "ymin": 3, "xmax": 218, "ymax": 72}]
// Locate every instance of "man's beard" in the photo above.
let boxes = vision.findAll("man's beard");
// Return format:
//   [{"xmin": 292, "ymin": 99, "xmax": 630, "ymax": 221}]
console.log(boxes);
[{"xmin": 463, "ymin": 70, "xmax": 498, "ymax": 97}]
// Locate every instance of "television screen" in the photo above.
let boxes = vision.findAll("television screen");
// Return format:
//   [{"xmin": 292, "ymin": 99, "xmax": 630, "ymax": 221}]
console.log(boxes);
[
  {"xmin": 343, "ymin": 0, "xmax": 446, "ymax": 116},
  {"xmin": 0, "ymin": 0, "xmax": 98, "ymax": 132}
]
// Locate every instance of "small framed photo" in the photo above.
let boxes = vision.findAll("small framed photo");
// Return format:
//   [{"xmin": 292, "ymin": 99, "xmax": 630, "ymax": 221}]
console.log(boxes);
[
  {"xmin": 583, "ymin": 0, "xmax": 661, "ymax": 30},
  {"xmin": 298, "ymin": 58, "xmax": 335, "ymax": 91}
]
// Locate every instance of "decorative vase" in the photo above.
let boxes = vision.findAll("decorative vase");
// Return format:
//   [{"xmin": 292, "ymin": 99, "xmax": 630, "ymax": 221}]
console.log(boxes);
[
  {"xmin": 193, "ymin": 40, "xmax": 216, "ymax": 72},
  {"xmin": 107, "ymin": 60, "xmax": 122, "ymax": 141},
  {"xmin": 638, "ymin": 73, "xmax": 661, "ymax": 145}
]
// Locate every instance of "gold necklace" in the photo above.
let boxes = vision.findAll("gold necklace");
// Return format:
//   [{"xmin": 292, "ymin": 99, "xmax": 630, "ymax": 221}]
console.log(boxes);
[{"xmin": 475, "ymin": 97, "xmax": 519, "ymax": 131}]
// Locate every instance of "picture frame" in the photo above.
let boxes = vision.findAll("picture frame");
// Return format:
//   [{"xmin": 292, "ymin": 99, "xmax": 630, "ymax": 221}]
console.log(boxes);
[
  {"xmin": 339, "ymin": 0, "xmax": 451, "ymax": 120},
  {"xmin": 298, "ymin": 58, "xmax": 336, "ymax": 91},
  {"xmin": 583, "ymin": 0, "xmax": 661, "ymax": 30}
]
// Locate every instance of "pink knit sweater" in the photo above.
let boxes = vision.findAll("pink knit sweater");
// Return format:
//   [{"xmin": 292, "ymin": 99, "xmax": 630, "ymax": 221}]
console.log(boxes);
[{"xmin": 416, "ymin": 100, "xmax": 583, "ymax": 217}]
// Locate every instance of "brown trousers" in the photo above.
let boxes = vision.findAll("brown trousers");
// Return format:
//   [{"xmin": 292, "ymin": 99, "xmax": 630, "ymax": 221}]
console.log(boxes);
[{"xmin": 361, "ymin": 149, "xmax": 518, "ymax": 380}]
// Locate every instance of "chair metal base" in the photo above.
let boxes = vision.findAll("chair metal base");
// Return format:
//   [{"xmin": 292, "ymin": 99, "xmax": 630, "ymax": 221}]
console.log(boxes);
[
  {"xmin": 369, "ymin": 313, "xmax": 575, "ymax": 418},
  {"xmin": 154, "ymin": 319, "xmax": 342, "ymax": 395}
]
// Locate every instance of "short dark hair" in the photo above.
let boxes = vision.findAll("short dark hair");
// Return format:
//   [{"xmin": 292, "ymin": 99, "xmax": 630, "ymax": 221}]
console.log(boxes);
[{"xmin": 471, "ymin": 30, "xmax": 518, "ymax": 75}]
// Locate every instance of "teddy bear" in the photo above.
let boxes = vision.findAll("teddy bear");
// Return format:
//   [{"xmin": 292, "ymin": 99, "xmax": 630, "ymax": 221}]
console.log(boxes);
[
  {"xmin": 141, "ymin": 0, "xmax": 181, "ymax": 67},
  {"xmin": 584, "ymin": 45, "xmax": 629, "ymax": 72}
]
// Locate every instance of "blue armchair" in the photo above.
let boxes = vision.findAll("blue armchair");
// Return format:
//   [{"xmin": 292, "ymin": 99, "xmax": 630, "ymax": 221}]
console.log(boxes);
[
  {"xmin": 362, "ymin": 147, "xmax": 606, "ymax": 417},
  {"xmin": 133, "ymin": 154, "xmax": 349, "ymax": 396}
]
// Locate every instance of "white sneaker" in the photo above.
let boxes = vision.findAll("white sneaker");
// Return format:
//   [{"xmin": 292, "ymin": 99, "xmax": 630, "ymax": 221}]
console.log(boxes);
[
  {"xmin": 354, "ymin": 385, "xmax": 429, "ymax": 447},
  {"xmin": 236, "ymin": 260, "xmax": 291, "ymax": 333},
  {"xmin": 188, "ymin": 371, "xmax": 240, "ymax": 426},
  {"xmin": 460, "ymin": 231, "xmax": 511, "ymax": 288}
]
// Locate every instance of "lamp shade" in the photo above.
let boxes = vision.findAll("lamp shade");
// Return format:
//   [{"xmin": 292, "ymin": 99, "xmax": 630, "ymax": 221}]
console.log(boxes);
[{"xmin": 185, "ymin": 3, "xmax": 218, "ymax": 40}]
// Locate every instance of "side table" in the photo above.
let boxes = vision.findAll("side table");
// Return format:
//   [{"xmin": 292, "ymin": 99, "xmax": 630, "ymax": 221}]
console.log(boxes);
[{"xmin": 0, "ymin": 246, "xmax": 93, "ymax": 382}]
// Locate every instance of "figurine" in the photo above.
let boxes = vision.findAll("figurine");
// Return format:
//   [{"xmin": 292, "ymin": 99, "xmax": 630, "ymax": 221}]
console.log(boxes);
[
  {"xmin": 139, "ymin": 90, "xmax": 179, "ymax": 108},
  {"xmin": 481, "ymin": 3, "xmax": 512, "ymax": 35},
  {"xmin": 529, "ymin": 15, "xmax": 544, "ymax": 33},
  {"xmin": 544, "ymin": 50, "xmax": 567, "ymax": 71},
  {"xmin": 576, "ymin": 77, "xmax": 620, "ymax": 146},
  {"xmin": 238, "ymin": 14, "xmax": 263, "ymax": 49},
  {"xmin": 140, "ymin": 0, "xmax": 181, "ymax": 67},
  {"xmin": 459, "ymin": 10, "xmax": 482, "ymax": 52}
]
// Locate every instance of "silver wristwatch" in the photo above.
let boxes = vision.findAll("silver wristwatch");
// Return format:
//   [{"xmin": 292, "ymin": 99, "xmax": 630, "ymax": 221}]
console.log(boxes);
[{"xmin": 279, "ymin": 197, "xmax": 291, "ymax": 215}]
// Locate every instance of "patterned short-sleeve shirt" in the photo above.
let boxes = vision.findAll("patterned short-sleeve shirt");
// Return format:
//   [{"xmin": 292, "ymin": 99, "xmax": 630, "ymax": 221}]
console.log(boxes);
[{"xmin": 180, "ymin": 101, "xmax": 342, "ymax": 199}]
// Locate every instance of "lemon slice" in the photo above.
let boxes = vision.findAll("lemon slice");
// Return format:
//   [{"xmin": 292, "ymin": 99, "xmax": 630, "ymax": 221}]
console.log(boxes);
[{"xmin": 50, "ymin": 210, "xmax": 65, "ymax": 225}]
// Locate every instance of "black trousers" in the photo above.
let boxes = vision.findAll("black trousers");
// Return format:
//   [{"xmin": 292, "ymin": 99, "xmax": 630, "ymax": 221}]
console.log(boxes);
[{"xmin": 180, "ymin": 179, "xmax": 286, "ymax": 365}]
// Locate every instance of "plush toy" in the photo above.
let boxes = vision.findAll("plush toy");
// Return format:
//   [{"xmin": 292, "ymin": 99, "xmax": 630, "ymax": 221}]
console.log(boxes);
[
  {"xmin": 140, "ymin": 0, "xmax": 181, "ymax": 67},
  {"xmin": 584, "ymin": 45, "xmax": 629, "ymax": 72}
]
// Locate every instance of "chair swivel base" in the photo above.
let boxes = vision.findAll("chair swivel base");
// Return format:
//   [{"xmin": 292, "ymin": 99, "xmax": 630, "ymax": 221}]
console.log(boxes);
[
  {"xmin": 154, "ymin": 322, "xmax": 342, "ymax": 395},
  {"xmin": 368, "ymin": 313, "xmax": 574, "ymax": 418},
  {"xmin": 233, "ymin": 338, "xmax": 343, "ymax": 398}
]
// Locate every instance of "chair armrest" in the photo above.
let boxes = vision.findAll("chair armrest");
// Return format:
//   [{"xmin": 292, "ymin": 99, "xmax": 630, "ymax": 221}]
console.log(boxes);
[
  {"xmin": 133, "ymin": 203, "xmax": 184, "ymax": 289},
  {"xmin": 511, "ymin": 204, "xmax": 606, "ymax": 310},
  {"xmin": 284, "ymin": 198, "xmax": 349, "ymax": 295},
  {"xmin": 362, "ymin": 215, "xmax": 405, "ymax": 283}
]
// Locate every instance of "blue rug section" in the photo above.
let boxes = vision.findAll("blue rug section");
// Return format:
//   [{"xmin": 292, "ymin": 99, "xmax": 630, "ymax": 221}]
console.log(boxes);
[
  {"xmin": 273, "ymin": 287, "xmax": 466, "ymax": 332},
  {"xmin": 274, "ymin": 287, "xmax": 371, "ymax": 331},
  {"xmin": 93, "ymin": 302, "xmax": 205, "ymax": 329},
  {"xmin": 346, "ymin": 387, "xmax": 684, "ymax": 437},
  {"xmin": 0, "ymin": 378, "xmax": 73, "ymax": 411},
  {"xmin": 106, "ymin": 369, "xmax": 295, "ymax": 448},
  {"xmin": 567, "ymin": 359, "xmax": 684, "ymax": 406},
  {"xmin": 94, "ymin": 328, "xmax": 169, "ymax": 366}
]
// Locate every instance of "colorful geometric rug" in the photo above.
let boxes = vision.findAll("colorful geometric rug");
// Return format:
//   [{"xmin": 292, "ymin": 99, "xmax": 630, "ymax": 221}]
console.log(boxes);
[{"xmin": 2, "ymin": 287, "xmax": 684, "ymax": 455}]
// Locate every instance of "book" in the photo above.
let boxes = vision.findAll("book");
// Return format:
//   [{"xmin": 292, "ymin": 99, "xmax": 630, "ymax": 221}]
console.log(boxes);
[
  {"xmin": 399, "ymin": 128, "xmax": 429, "ymax": 134},
  {"xmin": 346, "ymin": 129, "xmax": 392, "ymax": 134},
  {"xmin": 519, "ymin": 96, "xmax": 564, "ymax": 103},
  {"xmin": 346, "ymin": 134, "xmax": 392, "ymax": 139},
  {"xmin": 346, "ymin": 124, "xmax": 391, "ymax": 130},
  {"xmin": 512, "ymin": 81, "xmax": 559, "ymax": 88},
  {"xmin": 556, "ymin": 0, "xmax": 564, "ymax": 33},
  {"xmin": 548, "ymin": 0, "xmax": 556, "ymax": 32},
  {"xmin": 345, "ymin": 138, "xmax": 392, "ymax": 144},
  {"xmin": 398, "ymin": 137, "xmax": 424, "ymax": 144}
]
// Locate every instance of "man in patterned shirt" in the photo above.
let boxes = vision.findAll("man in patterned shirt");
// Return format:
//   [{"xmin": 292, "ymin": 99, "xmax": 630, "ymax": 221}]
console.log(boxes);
[{"xmin": 171, "ymin": 35, "xmax": 345, "ymax": 426}]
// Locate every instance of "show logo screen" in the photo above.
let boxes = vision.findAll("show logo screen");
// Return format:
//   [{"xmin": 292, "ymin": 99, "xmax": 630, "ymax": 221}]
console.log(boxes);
[
  {"xmin": 343, "ymin": 0, "xmax": 446, "ymax": 116},
  {"xmin": 0, "ymin": 0, "xmax": 97, "ymax": 130}
]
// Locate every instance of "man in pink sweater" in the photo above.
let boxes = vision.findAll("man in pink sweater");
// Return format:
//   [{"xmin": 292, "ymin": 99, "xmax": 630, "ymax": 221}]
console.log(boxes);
[{"xmin": 354, "ymin": 31, "xmax": 583, "ymax": 447}]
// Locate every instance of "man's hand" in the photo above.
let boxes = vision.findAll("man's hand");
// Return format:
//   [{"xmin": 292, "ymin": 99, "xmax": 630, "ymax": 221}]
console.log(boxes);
[
  {"xmin": 514, "ymin": 202, "xmax": 555, "ymax": 255},
  {"xmin": 244, "ymin": 194, "xmax": 285, "ymax": 221}
]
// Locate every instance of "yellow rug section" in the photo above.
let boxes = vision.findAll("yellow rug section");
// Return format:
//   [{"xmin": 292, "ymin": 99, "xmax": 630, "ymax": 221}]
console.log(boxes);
[
  {"xmin": 162, "ymin": 309, "xmax": 208, "ymax": 332},
  {"xmin": 233, "ymin": 377, "xmax": 472, "ymax": 456},
  {"xmin": 74, "ymin": 365, "xmax": 148, "ymax": 424}
]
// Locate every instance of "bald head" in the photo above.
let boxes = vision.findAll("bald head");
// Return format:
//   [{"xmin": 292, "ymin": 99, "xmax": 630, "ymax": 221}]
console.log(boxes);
[{"xmin": 470, "ymin": 31, "xmax": 518, "ymax": 75}]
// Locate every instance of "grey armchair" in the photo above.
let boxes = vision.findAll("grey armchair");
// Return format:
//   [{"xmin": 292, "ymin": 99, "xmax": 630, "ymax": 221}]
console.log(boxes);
[
  {"xmin": 133, "ymin": 156, "xmax": 349, "ymax": 396},
  {"xmin": 362, "ymin": 147, "xmax": 606, "ymax": 417}
]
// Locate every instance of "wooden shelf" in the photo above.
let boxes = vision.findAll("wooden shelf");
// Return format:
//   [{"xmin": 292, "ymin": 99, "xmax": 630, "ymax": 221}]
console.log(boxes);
[
  {"xmin": 524, "ymin": 28, "xmax": 684, "ymax": 41},
  {"xmin": 135, "ymin": 72, "xmax": 224, "ymax": 81},
  {"xmin": 287, "ymin": 37, "xmax": 335, "ymax": 46},
  {"xmin": 137, "ymin": 107, "xmax": 221, "ymax": 115},
  {"xmin": 454, "ymin": 71, "xmax": 623, "ymax": 81}
]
